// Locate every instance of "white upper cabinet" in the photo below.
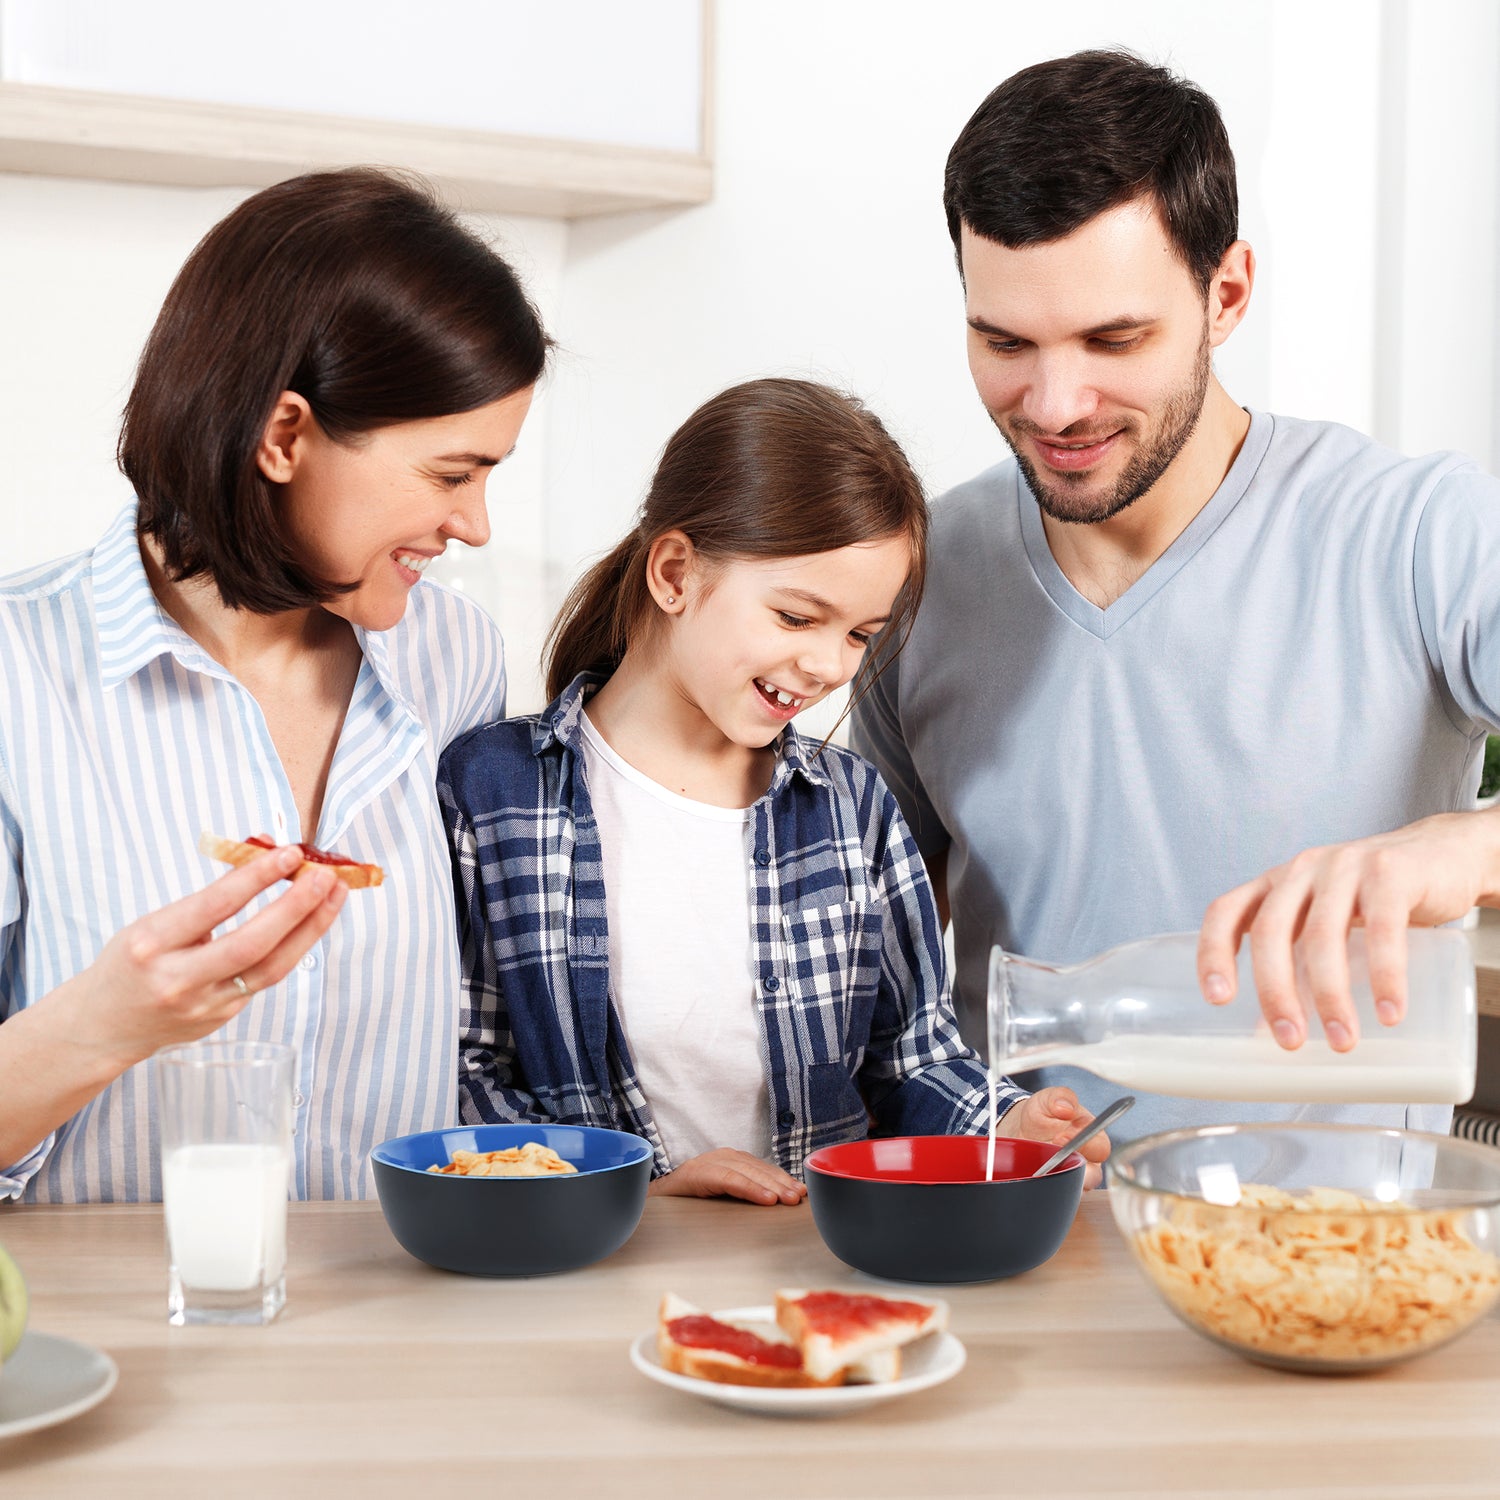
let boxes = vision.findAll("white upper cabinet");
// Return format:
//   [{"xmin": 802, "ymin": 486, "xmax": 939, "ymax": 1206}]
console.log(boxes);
[{"xmin": 0, "ymin": 0, "xmax": 712, "ymax": 216}]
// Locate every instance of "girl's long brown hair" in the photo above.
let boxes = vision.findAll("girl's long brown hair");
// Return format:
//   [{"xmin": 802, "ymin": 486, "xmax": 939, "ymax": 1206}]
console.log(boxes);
[{"xmin": 545, "ymin": 379, "xmax": 927, "ymax": 705}]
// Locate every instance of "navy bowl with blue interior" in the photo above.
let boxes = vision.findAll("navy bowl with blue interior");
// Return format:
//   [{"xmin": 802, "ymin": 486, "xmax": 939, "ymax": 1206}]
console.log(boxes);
[{"xmin": 370, "ymin": 1123, "xmax": 653, "ymax": 1276}]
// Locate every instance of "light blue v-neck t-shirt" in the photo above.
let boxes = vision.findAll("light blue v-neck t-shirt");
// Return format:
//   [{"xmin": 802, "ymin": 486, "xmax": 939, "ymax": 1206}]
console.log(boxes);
[{"xmin": 853, "ymin": 410, "xmax": 1500, "ymax": 1143}]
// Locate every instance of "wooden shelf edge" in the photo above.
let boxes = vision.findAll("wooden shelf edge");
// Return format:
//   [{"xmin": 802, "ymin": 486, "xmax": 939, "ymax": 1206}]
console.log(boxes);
[{"xmin": 0, "ymin": 82, "xmax": 713, "ymax": 218}]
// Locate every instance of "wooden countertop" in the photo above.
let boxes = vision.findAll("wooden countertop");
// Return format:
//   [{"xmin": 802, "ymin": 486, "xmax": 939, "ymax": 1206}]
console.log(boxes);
[{"xmin": 2, "ymin": 1194, "xmax": 1498, "ymax": 1497}]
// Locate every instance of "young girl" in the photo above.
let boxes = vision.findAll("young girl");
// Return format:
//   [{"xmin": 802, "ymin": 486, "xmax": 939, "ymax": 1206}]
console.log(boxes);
[{"xmin": 438, "ymin": 379, "xmax": 1106, "ymax": 1204}]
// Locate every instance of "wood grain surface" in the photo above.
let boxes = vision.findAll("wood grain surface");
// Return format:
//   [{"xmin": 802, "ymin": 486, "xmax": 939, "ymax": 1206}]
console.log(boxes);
[{"xmin": 1, "ymin": 1193, "xmax": 1497, "ymax": 1498}]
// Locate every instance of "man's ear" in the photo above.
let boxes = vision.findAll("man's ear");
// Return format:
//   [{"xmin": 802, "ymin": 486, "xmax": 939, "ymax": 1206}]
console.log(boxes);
[
  {"xmin": 255, "ymin": 390, "xmax": 316, "ymax": 483},
  {"xmin": 1207, "ymin": 241, "xmax": 1255, "ymax": 348}
]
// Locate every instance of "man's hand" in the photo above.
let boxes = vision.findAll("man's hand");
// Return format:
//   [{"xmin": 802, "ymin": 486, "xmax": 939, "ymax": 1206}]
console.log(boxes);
[
  {"xmin": 648, "ymin": 1148, "xmax": 807, "ymax": 1206},
  {"xmin": 998, "ymin": 1086, "xmax": 1110, "ymax": 1189},
  {"xmin": 1197, "ymin": 808, "xmax": 1500, "ymax": 1051}
]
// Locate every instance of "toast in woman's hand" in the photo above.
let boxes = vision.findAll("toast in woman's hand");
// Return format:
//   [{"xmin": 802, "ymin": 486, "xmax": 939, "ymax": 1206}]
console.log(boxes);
[
  {"xmin": 198, "ymin": 831, "xmax": 385, "ymax": 889},
  {"xmin": 774, "ymin": 1288, "xmax": 947, "ymax": 1382},
  {"xmin": 656, "ymin": 1293, "xmax": 900, "ymax": 1389}
]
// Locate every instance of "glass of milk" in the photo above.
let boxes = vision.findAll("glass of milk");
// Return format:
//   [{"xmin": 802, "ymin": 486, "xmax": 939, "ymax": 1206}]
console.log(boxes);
[{"xmin": 156, "ymin": 1041, "xmax": 294, "ymax": 1326}]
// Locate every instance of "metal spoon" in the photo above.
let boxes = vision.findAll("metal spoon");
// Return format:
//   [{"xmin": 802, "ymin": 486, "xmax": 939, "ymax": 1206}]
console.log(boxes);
[{"xmin": 1031, "ymin": 1094, "xmax": 1136, "ymax": 1177}]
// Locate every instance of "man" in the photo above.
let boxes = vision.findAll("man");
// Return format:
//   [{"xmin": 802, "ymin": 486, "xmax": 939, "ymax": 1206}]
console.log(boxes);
[{"xmin": 851, "ymin": 49, "xmax": 1500, "ymax": 1142}]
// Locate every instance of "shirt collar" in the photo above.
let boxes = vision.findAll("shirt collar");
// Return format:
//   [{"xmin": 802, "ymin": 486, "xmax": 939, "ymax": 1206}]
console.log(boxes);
[
  {"xmin": 535, "ymin": 671, "xmax": 832, "ymax": 790},
  {"xmin": 92, "ymin": 502, "xmax": 419, "ymax": 723},
  {"xmin": 92, "ymin": 503, "xmax": 231, "ymax": 689}
]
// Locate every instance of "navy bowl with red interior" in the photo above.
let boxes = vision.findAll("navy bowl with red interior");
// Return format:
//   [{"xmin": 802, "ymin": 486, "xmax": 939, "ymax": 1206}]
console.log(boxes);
[{"xmin": 804, "ymin": 1135, "xmax": 1085, "ymax": 1284}]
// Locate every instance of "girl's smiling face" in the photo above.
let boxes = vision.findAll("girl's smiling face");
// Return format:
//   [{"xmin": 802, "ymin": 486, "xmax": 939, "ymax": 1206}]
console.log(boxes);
[
  {"xmin": 264, "ymin": 385, "xmax": 534, "ymax": 631},
  {"xmin": 657, "ymin": 531, "xmax": 913, "ymax": 749}
]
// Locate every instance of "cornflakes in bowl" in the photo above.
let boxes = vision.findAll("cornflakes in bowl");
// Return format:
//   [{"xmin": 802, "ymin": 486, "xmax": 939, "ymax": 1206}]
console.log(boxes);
[
  {"xmin": 1108, "ymin": 1124, "xmax": 1500, "ymax": 1372},
  {"xmin": 371, "ymin": 1124, "xmax": 651, "ymax": 1276}
]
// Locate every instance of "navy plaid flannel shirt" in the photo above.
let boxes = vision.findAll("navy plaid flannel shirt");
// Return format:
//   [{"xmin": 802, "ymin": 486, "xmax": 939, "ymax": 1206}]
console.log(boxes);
[{"xmin": 437, "ymin": 674, "xmax": 1025, "ymax": 1178}]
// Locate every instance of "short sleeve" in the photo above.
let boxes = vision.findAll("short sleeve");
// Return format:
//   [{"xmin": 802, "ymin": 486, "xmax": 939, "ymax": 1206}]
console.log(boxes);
[
  {"xmin": 850, "ymin": 650, "xmax": 951, "ymax": 865},
  {"xmin": 1411, "ymin": 467, "xmax": 1500, "ymax": 735}
]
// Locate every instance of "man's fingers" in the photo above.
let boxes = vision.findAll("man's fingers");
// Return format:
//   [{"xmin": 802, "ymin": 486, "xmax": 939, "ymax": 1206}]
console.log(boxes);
[
  {"xmin": 1298, "ymin": 864, "xmax": 1364, "ymax": 1051},
  {"xmin": 138, "ymin": 846, "xmax": 304, "ymax": 951},
  {"xmin": 1198, "ymin": 879, "xmax": 1266, "ymax": 1005},
  {"xmin": 1359, "ymin": 867, "xmax": 1413, "ymax": 1027},
  {"xmin": 1246, "ymin": 871, "xmax": 1316, "ymax": 1049}
]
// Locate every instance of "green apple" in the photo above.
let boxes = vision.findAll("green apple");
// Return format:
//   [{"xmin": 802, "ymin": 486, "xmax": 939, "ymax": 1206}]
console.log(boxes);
[{"xmin": 0, "ymin": 1241, "xmax": 27, "ymax": 1363}]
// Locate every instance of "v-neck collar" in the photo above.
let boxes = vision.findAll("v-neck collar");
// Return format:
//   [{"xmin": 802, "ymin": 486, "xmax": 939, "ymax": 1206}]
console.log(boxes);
[{"xmin": 1018, "ymin": 409, "xmax": 1272, "ymax": 639}]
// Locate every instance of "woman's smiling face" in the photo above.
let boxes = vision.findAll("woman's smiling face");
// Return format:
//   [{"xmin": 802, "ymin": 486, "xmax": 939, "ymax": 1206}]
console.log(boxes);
[{"xmin": 268, "ymin": 385, "xmax": 534, "ymax": 631}]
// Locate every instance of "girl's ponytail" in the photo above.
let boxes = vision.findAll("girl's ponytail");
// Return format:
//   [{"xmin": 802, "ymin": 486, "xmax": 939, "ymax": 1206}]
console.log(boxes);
[
  {"xmin": 543, "ymin": 532, "xmax": 651, "ymax": 701},
  {"xmin": 543, "ymin": 378, "xmax": 928, "ymax": 708}
]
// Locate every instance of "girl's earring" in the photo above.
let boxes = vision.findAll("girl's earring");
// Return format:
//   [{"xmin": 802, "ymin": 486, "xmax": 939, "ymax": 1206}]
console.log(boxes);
[{"xmin": 664, "ymin": 595, "xmax": 676, "ymax": 606}]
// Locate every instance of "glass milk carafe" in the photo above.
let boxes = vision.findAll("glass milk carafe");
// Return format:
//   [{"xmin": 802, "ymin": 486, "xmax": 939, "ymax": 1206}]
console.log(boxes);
[{"xmin": 988, "ymin": 929, "xmax": 1476, "ymax": 1104}]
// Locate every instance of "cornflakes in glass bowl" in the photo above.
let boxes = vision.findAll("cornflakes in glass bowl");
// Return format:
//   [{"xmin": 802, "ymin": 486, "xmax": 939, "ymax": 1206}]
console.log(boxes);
[{"xmin": 1108, "ymin": 1123, "xmax": 1500, "ymax": 1372}]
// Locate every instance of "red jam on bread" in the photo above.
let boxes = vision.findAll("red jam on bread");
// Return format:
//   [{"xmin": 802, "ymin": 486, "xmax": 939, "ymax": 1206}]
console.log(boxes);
[
  {"xmin": 198, "ymin": 831, "xmax": 385, "ymax": 889},
  {"xmin": 774, "ymin": 1288, "xmax": 947, "ymax": 1382},
  {"xmin": 664, "ymin": 1314, "xmax": 803, "ymax": 1370},
  {"xmin": 656, "ymin": 1294, "xmax": 841, "ymax": 1388}
]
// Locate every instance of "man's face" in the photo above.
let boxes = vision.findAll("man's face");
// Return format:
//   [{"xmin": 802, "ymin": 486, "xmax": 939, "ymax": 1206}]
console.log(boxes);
[{"xmin": 961, "ymin": 198, "xmax": 1214, "ymax": 525}]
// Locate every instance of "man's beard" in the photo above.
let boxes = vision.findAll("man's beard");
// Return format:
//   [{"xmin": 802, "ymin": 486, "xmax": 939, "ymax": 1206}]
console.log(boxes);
[{"xmin": 994, "ymin": 326, "xmax": 1212, "ymax": 526}]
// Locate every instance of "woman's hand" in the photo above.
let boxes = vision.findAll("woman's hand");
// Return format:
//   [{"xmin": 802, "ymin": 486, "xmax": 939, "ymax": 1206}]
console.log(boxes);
[
  {"xmin": 68, "ymin": 845, "xmax": 349, "ymax": 1071},
  {"xmin": 998, "ymin": 1087, "xmax": 1110, "ymax": 1189},
  {"xmin": 0, "ymin": 845, "xmax": 350, "ymax": 1171},
  {"xmin": 648, "ymin": 1147, "xmax": 807, "ymax": 1206}
]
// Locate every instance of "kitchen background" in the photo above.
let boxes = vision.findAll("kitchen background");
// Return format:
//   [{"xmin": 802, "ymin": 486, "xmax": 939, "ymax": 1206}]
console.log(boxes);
[{"xmin": 0, "ymin": 0, "xmax": 1496, "ymax": 720}]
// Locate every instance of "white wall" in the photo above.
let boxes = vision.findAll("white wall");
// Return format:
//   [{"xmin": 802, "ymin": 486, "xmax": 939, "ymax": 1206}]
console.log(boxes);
[{"xmin": 1, "ymin": 0, "xmax": 1496, "ymax": 719}]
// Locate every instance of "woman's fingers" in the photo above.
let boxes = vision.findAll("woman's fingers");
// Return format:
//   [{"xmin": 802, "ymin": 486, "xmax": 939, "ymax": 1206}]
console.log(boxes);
[
  {"xmin": 132, "ymin": 845, "xmax": 305, "ymax": 954},
  {"xmin": 146, "ymin": 867, "xmax": 346, "ymax": 1004}
]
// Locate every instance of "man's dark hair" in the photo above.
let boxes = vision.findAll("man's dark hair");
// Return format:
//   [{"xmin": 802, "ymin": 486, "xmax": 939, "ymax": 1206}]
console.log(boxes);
[
  {"xmin": 944, "ymin": 49, "xmax": 1238, "ymax": 292},
  {"xmin": 121, "ymin": 167, "xmax": 550, "ymax": 613}
]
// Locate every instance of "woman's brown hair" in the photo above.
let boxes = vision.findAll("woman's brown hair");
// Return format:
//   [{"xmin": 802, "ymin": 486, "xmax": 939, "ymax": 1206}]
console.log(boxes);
[
  {"xmin": 544, "ymin": 378, "xmax": 927, "ymax": 705},
  {"xmin": 120, "ymin": 167, "xmax": 550, "ymax": 612}
]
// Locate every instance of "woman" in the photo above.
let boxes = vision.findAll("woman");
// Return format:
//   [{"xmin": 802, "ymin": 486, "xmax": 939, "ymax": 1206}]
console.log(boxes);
[{"xmin": 0, "ymin": 167, "xmax": 548, "ymax": 1201}]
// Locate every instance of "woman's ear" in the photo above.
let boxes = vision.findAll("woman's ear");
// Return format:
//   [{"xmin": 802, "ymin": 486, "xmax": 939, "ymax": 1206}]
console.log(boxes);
[
  {"xmin": 646, "ymin": 530, "xmax": 694, "ymax": 613},
  {"xmin": 255, "ymin": 390, "xmax": 316, "ymax": 484}
]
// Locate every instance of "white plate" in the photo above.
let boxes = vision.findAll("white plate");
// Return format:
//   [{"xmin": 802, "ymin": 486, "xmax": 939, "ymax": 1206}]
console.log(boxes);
[
  {"xmin": 0, "ymin": 1332, "xmax": 119, "ymax": 1440},
  {"xmin": 630, "ymin": 1304, "xmax": 965, "ymax": 1415}
]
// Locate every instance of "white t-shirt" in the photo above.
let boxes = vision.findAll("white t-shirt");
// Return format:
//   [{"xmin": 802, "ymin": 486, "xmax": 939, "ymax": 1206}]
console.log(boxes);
[{"xmin": 578, "ymin": 712, "xmax": 772, "ymax": 1165}]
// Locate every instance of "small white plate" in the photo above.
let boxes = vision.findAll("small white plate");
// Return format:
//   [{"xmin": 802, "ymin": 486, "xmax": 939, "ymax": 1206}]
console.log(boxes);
[
  {"xmin": 0, "ymin": 1332, "xmax": 119, "ymax": 1440},
  {"xmin": 630, "ymin": 1304, "xmax": 965, "ymax": 1415}
]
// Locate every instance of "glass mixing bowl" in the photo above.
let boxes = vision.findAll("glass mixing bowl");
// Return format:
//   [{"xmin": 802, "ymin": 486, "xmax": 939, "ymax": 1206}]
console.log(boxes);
[{"xmin": 1108, "ymin": 1123, "xmax": 1500, "ymax": 1372}]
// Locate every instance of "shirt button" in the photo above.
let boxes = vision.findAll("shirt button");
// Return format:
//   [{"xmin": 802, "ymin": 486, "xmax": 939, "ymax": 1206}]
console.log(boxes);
[
  {"xmin": 300, "ymin": 952, "xmax": 317, "ymax": 971},
  {"xmin": 763, "ymin": 974, "xmax": 780, "ymax": 992},
  {"xmin": 778, "ymin": 1109, "xmax": 796, "ymax": 1127},
  {"xmin": 293, "ymin": 1091, "xmax": 306, "ymax": 1108},
  {"xmin": 754, "ymin": 848, "xmax": 771, "ymax": 866}
]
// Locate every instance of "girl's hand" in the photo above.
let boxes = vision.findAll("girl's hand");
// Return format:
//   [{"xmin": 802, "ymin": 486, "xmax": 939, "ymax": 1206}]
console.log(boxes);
[
  {"xmin": 648, "ymin": 1148, "xmax": 807, "ymax": 1206},
  {"xmin": 66, "ymin": 846, "xmax": 349, "ymax": 1071},
  {"xmin": 998, "ymin": 1087, "xmax": 1110, "ymax": 1189}
]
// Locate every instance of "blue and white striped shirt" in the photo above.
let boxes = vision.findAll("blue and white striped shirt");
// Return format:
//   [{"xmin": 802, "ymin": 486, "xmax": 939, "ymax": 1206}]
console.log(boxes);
[
  {"xmin": 438, "ymin": 675, "xmax": 1021, "ymax": 1177},
  {"xmin": 0, "ymin": 504, "xmax": 507, "ymax": 1202}
]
